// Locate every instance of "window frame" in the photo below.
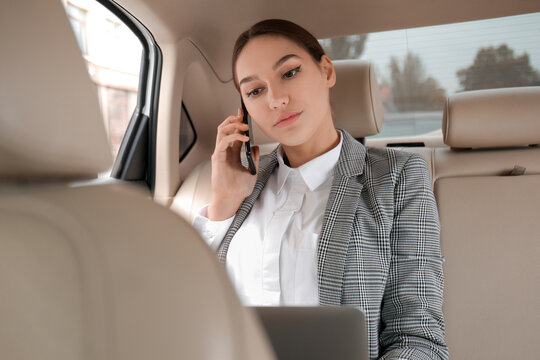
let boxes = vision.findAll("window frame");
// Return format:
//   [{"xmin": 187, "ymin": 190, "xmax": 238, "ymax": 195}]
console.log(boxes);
[{"xmin": 96, "ymin": 0, "xmax": 162, "ymax": 193}]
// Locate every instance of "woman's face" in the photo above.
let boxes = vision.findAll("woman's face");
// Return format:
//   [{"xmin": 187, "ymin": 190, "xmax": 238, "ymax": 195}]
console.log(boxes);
[{"xmin": 235, "ymin": 35, "xmax": 335, "ymax": 147}]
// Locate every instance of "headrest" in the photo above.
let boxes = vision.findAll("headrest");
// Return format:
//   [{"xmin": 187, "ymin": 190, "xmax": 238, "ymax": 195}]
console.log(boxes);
[
  {"xmin": 250, "ymin": 60, "xmax": 383, "ymax": 144},
  {"xmin": 443, "ymin": 87, "xmax": 540, "ymax": 148},
  {"xmin": 330, "ymin": 60, "xmax": 384, "ymax": 138},
  {"xmin": 0, "ymin": 1, "xmax": 112, "ymax": 179}
]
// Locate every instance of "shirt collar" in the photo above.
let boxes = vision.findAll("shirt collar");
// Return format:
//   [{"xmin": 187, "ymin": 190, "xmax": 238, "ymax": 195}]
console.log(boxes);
[{"xmin": 276, "ymin": 130, "xmax": 343, "ymax": 193}]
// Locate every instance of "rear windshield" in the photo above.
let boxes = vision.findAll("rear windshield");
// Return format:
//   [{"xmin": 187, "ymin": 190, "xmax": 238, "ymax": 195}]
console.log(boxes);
[{"xmin": 319, "ymin": 12, "xmax": 540, "ymax": 138}]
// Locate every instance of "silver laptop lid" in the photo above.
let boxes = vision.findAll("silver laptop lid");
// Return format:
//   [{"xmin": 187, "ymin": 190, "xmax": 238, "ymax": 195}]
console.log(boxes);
[{"xmin": 252, "ymin": 306, "xmax": 369, "ymax": 360}]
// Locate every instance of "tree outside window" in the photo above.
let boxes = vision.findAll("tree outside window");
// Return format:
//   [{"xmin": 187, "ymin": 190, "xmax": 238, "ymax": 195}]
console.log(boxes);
[{"xmin": 457, "ymin": 44, "xmax": 540, "ymax": 91}]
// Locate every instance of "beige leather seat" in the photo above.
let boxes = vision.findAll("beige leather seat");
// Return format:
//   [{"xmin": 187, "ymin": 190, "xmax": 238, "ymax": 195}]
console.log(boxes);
[
  {"xmin": 172, "ymin": 60, "xmax": 385, "ymax": 222},
  {"xmin": 432, "ymin": 87, "xmax": 540, "ymax": 359},
  {"xmin": 0, "ymin": 2, "xmax": 275, "ymax": 360}
]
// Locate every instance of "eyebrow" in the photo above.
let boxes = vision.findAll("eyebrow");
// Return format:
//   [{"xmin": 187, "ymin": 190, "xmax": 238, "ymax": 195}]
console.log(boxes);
[{"xmin": 238, "ymin": 54, "xmax": 301, "ymax": 87}]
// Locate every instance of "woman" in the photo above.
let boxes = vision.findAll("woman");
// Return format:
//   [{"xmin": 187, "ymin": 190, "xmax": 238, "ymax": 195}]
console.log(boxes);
[{"xmin": 193, "ymin": 19, "xmax": 448, "ymax": 360}]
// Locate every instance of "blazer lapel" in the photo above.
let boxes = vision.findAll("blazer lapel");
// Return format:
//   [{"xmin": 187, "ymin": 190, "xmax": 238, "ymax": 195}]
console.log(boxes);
[
  {"xmin": 216, "ymin": 129, "xmax": 368, "ymax": 306},
  {"xmin": 217, "ymin": 150, "xmax": 279, "ymax": 263},
  {"xmin": 317, "ymin": 130, "xmax": 366, "ymax": 305}
]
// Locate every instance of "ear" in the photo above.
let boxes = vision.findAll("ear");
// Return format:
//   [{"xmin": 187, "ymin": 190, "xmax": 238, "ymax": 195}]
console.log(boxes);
[{"xmin": 320, "ymin": 55, "xmax": 336, "ymax": 88}]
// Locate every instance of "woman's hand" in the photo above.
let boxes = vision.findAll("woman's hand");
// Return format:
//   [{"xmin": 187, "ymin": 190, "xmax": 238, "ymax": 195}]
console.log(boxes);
[{"xmin": 207, "ymin": 107, "xmax": 260, "ymax": 221}]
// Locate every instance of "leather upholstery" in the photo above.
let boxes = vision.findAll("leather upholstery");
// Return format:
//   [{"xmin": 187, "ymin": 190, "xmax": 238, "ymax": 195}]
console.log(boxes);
[
  {"xmin": 433, "ymin": 146, "xmax": 540, "ymax": 181},
  {"xmin": 0, "ymin": 183, "xmax": 276, "ymax": 360},
  {"xmin": 0, "ymin": 1, "xmax": 112, "ymax": 179},
  {"xmin": 0, "ymin": 1, "xmax": 276, "ymax": 359},
  {"xmin": 435, "ymin": 176, "xmax": 540, "ymax": 359},
  {"xmin": 330, "ymin": 60, "xmax": 384, "ymax": 138},
  {"xmin": 434, "ymin": 86, "xmax": 540, "ymax": 358},
  {"xmin": 171, "ymin": 160, "xmax": 213, "ymax": 222},
  {"xmin": 443, "ymin": 87, "xmax": 540, "ymax": 148}
]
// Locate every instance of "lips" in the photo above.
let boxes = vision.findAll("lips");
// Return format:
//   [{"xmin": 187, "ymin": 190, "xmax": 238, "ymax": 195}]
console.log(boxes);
[{"xmin": 275, "ymin": 111, "xmax": 302, "ymax": 128}]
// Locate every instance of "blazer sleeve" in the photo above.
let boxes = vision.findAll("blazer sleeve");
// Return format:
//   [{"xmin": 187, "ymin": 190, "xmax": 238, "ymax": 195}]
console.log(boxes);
[{"xmin": 379, "ymin": 154, "xmax": 449, "ymax": 360}]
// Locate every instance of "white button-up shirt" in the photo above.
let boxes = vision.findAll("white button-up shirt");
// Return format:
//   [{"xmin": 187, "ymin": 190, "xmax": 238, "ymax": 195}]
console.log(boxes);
[{"xmin": 193, "ymin": 132, "xmax": 343, "ymax": 306}]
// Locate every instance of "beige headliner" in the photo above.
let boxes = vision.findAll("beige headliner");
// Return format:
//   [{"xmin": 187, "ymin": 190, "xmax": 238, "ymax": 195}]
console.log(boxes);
[{"xmin": 118, "ymin": 0, "xmax": 540, "ymax": 80}]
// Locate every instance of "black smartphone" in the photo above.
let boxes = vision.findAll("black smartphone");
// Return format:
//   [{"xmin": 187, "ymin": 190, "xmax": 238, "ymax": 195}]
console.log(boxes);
[{"xmin": 241, "ymin": 98, "xmax": 257, "ymax": 175}]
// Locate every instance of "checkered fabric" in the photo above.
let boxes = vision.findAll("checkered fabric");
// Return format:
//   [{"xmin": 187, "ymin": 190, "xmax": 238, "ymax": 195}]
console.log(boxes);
[{"xmin": 218, "ymin": 130, "xmax": 448, "ymax": 359}]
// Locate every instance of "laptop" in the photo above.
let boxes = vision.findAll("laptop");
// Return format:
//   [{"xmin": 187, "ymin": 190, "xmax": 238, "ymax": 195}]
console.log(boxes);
[{"xmin": 252, "ymin": 306, "xmax": 369, "ymax": 360}]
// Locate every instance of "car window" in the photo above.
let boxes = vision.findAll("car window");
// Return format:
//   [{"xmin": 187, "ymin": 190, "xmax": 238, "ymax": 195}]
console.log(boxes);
[
  {"xmin": 319, "ymin": 12, "xmax": 540, "ymax": 139},
  {"xmin": 62, "ymin": 0, "xmax": 142, "ymax": 171},
  {"xmin": 179, "ymin": 103, "xmax": 197, "ymax": 162}
]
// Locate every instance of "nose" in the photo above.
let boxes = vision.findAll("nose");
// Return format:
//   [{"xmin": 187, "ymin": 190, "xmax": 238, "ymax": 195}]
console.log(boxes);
[{"xmin": 267, "ymin": 85, "xmax": 288, "ymax": 110}]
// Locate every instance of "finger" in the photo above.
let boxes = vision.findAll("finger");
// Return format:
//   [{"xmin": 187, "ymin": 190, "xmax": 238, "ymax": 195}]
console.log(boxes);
[
  {"xmin": 231, "ymin": 135, "xmax": 244, "ymax": 152},
  {"xmin": 235, "ymin": 107, "xmax": 245, "ymax": 124},
  {"xmin": 228, "ymin": 139, "xmax": 243, "ymax": 166},
  {"xmin": 217, "ymin": 118, "xmax": 244, "ymax": 144},
  {"xmin": 230, "ymin": 108, "xmax": 243, "ymax": 123},
  {"xmin": 218, "ymin": 115, "xmax": 239, "ymax": 128},
  {"xmin": 216, "ymin": 117, "xmax": 233, "ymax": 143},
  {"xmin": 217, "ymin": 114, "xmax": 243, "ymax": 131},
  {"xmin": 215, "ymin": 133, "xmax": 249, "ymax": 153},
  {"xmin": 220, "ymin": 122, "xmax": 249, "ymax": 136}
]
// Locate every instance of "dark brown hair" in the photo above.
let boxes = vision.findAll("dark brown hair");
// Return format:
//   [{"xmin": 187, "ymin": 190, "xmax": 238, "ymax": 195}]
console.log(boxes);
[{"xmin": 232, "ymin": 19, "xmax": 326, "ymax": 91}]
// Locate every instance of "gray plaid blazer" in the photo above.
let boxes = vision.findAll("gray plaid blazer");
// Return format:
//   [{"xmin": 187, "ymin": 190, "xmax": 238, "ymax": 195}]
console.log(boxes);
[{"xmin": 217, "ymin": 130, "xmax": 448, "ymax": 360}]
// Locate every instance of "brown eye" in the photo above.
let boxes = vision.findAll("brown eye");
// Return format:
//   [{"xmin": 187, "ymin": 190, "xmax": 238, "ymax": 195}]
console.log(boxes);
[
  {"xmin": 247, "ymin": 88, "xmax": 263, "ymax": 97},
  {"xmin": 283, "ymin": 65, "xmax": 301, "ymax": 79}
]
